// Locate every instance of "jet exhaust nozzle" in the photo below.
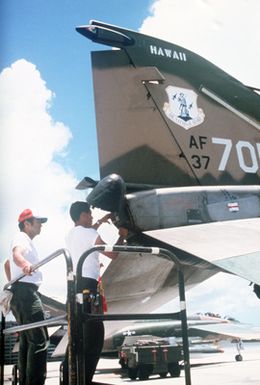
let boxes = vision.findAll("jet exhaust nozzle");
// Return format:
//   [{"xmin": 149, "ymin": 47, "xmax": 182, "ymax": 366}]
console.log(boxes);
[{"xmin": 87, "ymin": 174, "xmax": 126, "ymax": 213}]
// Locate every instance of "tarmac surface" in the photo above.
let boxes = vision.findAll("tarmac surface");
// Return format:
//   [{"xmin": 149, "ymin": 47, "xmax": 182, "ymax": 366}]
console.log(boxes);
[{"xmin": 3, "ymin": 342, "xmax": 260, "ymax": 385}]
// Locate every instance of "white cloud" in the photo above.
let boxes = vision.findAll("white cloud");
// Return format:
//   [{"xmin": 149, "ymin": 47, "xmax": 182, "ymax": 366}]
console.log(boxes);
[
  {"xmin": 140, "ymin": 0, "xmax": 260, "ymax": 87},
  {"xmin": 0, "ymin": 60, "xmax": 70, "ymax": 176},
  {"xmin": 0, "ymin": 59, "xmax": 120, "ymax": 300},
  {"xmin": 140, "ymin": 0, "xmax": 260, "ymax": 324},
  {"xmin": 0, "ymin": 59, "xmax": 85, "ymax": 298},
  {"xmin": 184, "ymin": 274, "xmax": 260, "ymax": 323},
  {"xmin": 158, "ymin": 273, "xmax": 260, "ymax": 324}
]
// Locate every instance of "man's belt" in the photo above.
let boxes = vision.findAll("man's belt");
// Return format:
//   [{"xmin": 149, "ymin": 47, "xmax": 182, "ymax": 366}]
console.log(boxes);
[{"xmin": 11, "ymin": 281, "xmax": 39, "ymax": 291}]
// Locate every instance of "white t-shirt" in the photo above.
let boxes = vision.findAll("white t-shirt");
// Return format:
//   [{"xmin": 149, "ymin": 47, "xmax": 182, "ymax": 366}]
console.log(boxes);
[
  {"xmin": 65, "ymin": 226, "xmax": 100, "ymax": 280},
  {"xmin": 10, "ymin": 232, "xmax": 43, "ymax": 286}
]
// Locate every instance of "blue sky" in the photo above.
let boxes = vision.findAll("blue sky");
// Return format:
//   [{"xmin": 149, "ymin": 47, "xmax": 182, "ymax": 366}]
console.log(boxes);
[
  {"xmin": 1, "ymin": 0, "xmax": 260, "ymax": 324},
  {"xmin": 1, "ymin": 0, "xmax": 152, "ymax": 179}
]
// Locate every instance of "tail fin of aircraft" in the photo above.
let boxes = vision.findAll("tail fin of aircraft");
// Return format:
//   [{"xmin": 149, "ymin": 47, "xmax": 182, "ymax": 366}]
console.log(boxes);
[{"xmin": 77, "ymin": 21, "xmax": 260, "ymax": 187}]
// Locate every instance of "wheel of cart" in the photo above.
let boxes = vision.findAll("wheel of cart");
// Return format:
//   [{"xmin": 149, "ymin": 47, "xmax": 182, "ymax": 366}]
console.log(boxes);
[
  {"xmin": 168, "ymin": 362, "xmax": 181, "ymax": 377},
  {"xmin": 11, "ymin": 364, "xmax": 18, "ymax": 385},
  {"xmin": 128, "ymin": 367, "xmax": 138, "ymax": 380},
  {"xmin": 138, "ymin": 364, "xmax": 153, "ymax": 380},
  {"xmin": 159, "ymin": 372, "xmax": 168, "ymax": 378}
]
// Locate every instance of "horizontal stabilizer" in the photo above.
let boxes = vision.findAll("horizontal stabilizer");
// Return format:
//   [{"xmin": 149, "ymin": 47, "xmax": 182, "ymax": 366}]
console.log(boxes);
[
  {"xmin": 41, "ymin": 293, "xmax": 66, "ymax": 314},
  {"xmin": 76, "ymin": 176, "xmax": 98, "ymax": 190},
  {"xmin": 145, "ymin": 218, "xmax": 260, "ymax": 285},
  {"xmin": 76, "ymin": 175, "xmax": 166, "ymax": 193}
]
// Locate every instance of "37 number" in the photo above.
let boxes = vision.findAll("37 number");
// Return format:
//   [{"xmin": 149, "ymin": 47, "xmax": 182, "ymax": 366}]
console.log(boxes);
[{"xmin": 191, "ymin": 155, "xmax": 210, "ymax": 169}]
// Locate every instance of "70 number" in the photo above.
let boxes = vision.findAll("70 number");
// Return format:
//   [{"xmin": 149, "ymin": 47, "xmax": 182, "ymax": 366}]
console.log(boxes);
[{"xmin": 212, "ymin": 137, "xmax": 260, "ymax": 173}]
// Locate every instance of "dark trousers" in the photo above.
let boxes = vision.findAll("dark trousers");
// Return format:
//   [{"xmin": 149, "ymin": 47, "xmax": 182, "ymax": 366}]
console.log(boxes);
[
  {"xmin": 82, "ymin": 319, "xmax": 105, "ymax": 384},
  {"xmin": 63, "ymin": 277, "xmax": 104, "ymax": 384},
  {"xmin": 63, "ymin": 320, "xmax": 104, "ymax": 384},
  {"xmin": 10, "ymin": 283, "xmax": 49, "ymax": 385}
]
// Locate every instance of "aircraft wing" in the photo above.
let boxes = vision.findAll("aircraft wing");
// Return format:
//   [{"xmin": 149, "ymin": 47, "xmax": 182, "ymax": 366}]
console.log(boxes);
[
  {"xmin": 102, "ymin": 314, "xmax": 260, "ymax": 353},
  {"xmin": 51, "ymin": 331, "xmax": 68, "ymax": 358},
  {"xmin": 189, "ymin": 323, "xmax": 260, "ymax": 341},
  {"xmin": 101, "ymin": 217, "xmax": 260, "ymax": 324},
  {"xmin": 40, "ymin": 293, "xmax": 66, "ymax": 317},
  {"xmin": 102, "ymin": 249, "xmax": 219, "ymax": 317},
  {"xmin": 145, "ymin": 217, "xmax": 260, "ymax": 285}
]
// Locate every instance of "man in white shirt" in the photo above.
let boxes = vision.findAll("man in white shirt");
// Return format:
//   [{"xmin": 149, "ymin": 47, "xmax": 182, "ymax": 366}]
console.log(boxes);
[
  {"xmin": 65, "ymin": 201, "xmax": 128, "ymax": 384},
  {"xmin": 9, "ymin": 208, "xmax": 49, "ymax": 385}
]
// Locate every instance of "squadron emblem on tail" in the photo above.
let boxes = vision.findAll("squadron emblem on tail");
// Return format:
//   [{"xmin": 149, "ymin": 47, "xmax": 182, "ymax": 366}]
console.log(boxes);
[{"xmin": 164, "ymin": 85, "xmax": 205, "ymax": 130}]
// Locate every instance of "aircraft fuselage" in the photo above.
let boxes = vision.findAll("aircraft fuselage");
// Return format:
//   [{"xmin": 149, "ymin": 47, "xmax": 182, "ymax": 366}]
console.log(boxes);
[{"xmin": 126, "ymin": 185, "xmax": 260, "ymax": 231}]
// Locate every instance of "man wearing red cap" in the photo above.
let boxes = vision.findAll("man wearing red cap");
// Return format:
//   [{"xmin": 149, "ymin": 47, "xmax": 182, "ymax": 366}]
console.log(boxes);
[{"xmin": 9, "ymin": 208, "xmax": 48, "ymax": 385}]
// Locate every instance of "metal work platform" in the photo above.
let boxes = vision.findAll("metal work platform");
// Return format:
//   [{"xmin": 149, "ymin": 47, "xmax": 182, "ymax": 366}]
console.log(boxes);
[{"xmin": 1, "ymin": 245, "xmax": 192, "ymax": 385}]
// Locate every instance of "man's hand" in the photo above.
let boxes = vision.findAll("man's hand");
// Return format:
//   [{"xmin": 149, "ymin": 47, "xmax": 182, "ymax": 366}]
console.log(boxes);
[
  {"xmin": 116, "ymin": 227, "xmax": 128, "ymax": 245},
  {"xmin": 118, "ymin": 227, "xmax": 128, "ymax": 239},
  {"xmin": 99, "ymin": 213, "xmax": 113, "ymax": 224},
  {"xmin": 22, "ymin": 263, "xmax": 33, "ymax": 276},
  {"xmin": 93, "ymin": 213, "xmax": 114, "ymax": 229}
]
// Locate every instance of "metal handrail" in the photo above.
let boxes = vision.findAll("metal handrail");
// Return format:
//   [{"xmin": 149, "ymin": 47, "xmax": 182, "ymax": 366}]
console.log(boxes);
[
  {"xmin": 76, "ymin": 245, "xmax": 191, "ymax": 385},
  {"xmin": 3, "ymin": 249, "xmax": 71, "ymax": 290},
  {"xmin": 3, "ymin": 314, "xmax": 67, "ymax": 335},
  {"xmin": 0, "ymin": 248, "xmax": 77, "ymax": 385}
]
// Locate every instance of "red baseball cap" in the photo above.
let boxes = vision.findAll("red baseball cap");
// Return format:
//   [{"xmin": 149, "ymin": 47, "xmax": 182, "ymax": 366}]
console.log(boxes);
[{"xmin": 18, "ymin": 209, "xmax": 48, "ymax": 224}]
